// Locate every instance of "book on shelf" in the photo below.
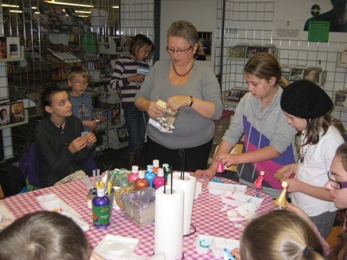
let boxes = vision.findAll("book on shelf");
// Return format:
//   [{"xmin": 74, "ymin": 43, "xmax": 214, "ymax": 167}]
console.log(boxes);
[
  {"xmin": 6, "ymin": 37, "xmax": 20, "ymax": 59},
  {"xmin": 65, "ymin": 8, "xmax": 78, "ymax": 17},
  {"xmin": 48, "ymin": 16, "xmax": 64, "ymax": 33},
  {"xmin": 246, "ymin": 46, "xmax": 259, "ymax": 58},
  {"xmin": 230, "ymin": 45, "xmax": 246, "ymax": 58},
  {"xmin": 59, "ymin": 24, "xmax": 73, "ymax": 34},
  {"xmin": 58, "ymin": 15, "xmax": 76, "ymax": 26},
  {"xmin": 9, "ymin": 101, "xmax": 25, "ymax": 124},
  {"xmin": 50, "ymin": 6, "xmax": 64, "ymax": 16},
  {"xmin": 39, "ymin": 4, "xmax": 54, "ymax": 15},
  {"xmin": 47, "ymin": 45, "xmax": 82, "ymax": 63},
  {"xmin": 0, "ymin": 104, "xmax": 10, "ymax": 126},
  {"xmin": 0, "ymin": 37, "xmax": 6, "ymax": 59}
]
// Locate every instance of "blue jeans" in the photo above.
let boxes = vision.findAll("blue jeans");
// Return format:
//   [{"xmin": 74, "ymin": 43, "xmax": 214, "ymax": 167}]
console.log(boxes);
[{"xmin": 124, "ymin": 107, "xmax": 148, "ymax": 152}]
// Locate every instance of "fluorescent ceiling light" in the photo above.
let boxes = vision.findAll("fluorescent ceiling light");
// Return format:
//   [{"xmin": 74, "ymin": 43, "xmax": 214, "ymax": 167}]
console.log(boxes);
[
  {"xmin": 75, "ymin": 10, "xmax": 91, "ymax": 14},
  {"xmin": 44, "ymin": 1, "xmax": 94, "ymax": 8},
  {"xmin": 2, "ymin": 4, "xmax": 20, "ymax": 8},
  {"xmin": 9, "ymin": 10, "xmax": 22, "ymax": 13},
  {"xmin": 112, "ymin": 6, "xmax": 119, "ymax": 8}
]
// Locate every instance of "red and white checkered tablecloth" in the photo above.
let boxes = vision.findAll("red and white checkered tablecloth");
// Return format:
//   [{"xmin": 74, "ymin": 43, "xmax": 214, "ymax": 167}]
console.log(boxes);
[{"xmin": 2, "ymin": 178, "xmax": 277, "ymax": 259}]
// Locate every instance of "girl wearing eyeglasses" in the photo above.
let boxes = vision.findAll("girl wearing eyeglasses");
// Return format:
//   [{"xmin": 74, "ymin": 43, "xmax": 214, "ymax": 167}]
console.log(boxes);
[
  {"xmin": 287, "ymin": 142, "xmax": 347, "ymax": 258},
  {"xmin": 275, "ymin": 80, "xmax": 345, "ymax": 239},
  {"xmin": 135, "ymin": 20, "xmax": 223, "ymax": 171}
]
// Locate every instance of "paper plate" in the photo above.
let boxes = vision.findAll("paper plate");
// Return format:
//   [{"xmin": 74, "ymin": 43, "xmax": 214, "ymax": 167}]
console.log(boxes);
[
  {"xmin": 227, "ymin": 203, "xmax": 256, "ymax": 222},
  {"xmin": 94, "ymin": 234, "xmax": 139, "ymax": 260},
  {"xmin": 0, "ymin": 203, "xmax": 15, "ymax": 230}
]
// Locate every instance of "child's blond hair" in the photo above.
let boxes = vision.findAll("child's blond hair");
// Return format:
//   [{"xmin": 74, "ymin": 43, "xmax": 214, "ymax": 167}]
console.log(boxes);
[{"xmin": 67, "ymin": 63, "xmax": 90, "ymax": 81}]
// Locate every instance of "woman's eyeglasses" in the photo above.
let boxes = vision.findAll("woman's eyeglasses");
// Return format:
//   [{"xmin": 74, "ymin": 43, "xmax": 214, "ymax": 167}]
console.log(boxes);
[
  {"xmin": 166, "ymin": 46, "xmax": 192, "ymax": 55},
  {"xmin": 327, "ymin": 171, "xmax": 347, "ymax": 189}
]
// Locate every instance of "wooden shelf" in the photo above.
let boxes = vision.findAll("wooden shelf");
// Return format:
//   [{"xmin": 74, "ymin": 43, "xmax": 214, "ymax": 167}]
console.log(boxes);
[{"xmin": 0, "ymin": 109, "xmax": 28, "ymax": 130}]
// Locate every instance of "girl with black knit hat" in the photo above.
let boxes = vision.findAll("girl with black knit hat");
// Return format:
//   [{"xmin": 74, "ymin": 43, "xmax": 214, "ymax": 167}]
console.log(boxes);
[{"xmin": 276, "ymin": 79, "xmax": 345, "ymax": 239}]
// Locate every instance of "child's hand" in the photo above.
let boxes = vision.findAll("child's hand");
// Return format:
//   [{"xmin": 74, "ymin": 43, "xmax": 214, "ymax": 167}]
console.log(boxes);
[
  {"xmin": 128, "ymin": 74, "xmax": 145, "ymax": 83},
  {"xmin": 69, "ymin": 136, "xmax": 88, "ymax": 153},
  {"xmin": 231, "ymin": 247, "xmax": 240, "ymax": 260},
  {"xmin": 84, "ymin": 120, "xmax": 97, "ymax": 131},
  {"xmin": 86, "ymin": 132, "xmax": 97, "ymax": 146},
  {"xmin": 192, "ymin": 168, "xmax": 216, "ymax": 180},
  {"xmin": 89, "ymin": 251, "xmax": 105, "ymax": 260},
  {"xmin": 274, "ymin": 164, "xmax": 297, "ymax": 181},
  {"xmin": 215, "ymin": 153, "xmax": 239, "ymax": 168}
]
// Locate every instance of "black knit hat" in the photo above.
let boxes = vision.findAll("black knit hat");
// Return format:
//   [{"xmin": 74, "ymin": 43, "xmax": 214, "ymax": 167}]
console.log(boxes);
[{"xmin": 280, "ymin": 80, "xmax": 333, "ymax": 119}]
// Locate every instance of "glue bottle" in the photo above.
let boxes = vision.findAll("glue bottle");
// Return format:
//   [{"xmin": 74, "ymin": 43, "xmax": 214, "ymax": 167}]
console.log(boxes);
[
  {"xmin": 153, "ymin": 168, "xmax": 165, "ymax": 190},
  {"xmin": 145, "ymin": 164, "xmax": 156, "ymax": 188},
  {"xmin": 153, "ymin": 159, "xmax": 160, "ymax": 174},
  {"xmin": 135, "ymin": 170, "xmax": 149, "ymax": 190},
  {"xmin": 92, "ymin": 188, "xmax": 110, "ymax": 228},
  {"xmin": 128, "ymin": 165, "xmax": 139, "ymax": 183}
]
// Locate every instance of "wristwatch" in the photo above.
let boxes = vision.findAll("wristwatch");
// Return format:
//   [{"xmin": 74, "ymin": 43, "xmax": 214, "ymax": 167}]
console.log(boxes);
[{"xmin": 189, "ymin": 96, "xmax": 194, "ymax": 107}]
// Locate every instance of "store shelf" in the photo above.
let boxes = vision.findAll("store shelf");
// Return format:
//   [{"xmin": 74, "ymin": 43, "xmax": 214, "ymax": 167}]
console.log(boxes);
[{"xmin": 0, "ymin": 109, "xmax": 28, "ymax": 130}]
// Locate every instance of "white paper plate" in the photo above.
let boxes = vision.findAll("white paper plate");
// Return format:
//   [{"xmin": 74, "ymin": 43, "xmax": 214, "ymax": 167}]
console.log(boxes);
[
  {"xmin": 227, "ymin": 203, "xmax": 256, "ymax": 222},
  {"xmin": 36, "ymin": 194, "xmax": 82, "ymax": 219},
  {"xmin": 94, "ymin": 234, "xmax": 139, "ymax": 260},
  {"xmin": 208, "ymin": 182, "xmax": 247, "ymax": 195},
  {"xmin": 221, "ymin": 191, "xmax": 263, "ymax": 208},
  {"xmin": 194, "ymin": 234, "xmax": 239, "ymax": 257},
  {"xmin": 0, "ymin": 203, "xmax": 15, "ymax": 230}
]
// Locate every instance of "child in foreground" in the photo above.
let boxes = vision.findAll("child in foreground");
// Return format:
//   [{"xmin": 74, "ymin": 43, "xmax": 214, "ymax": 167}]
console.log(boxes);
[
  {"xmin": 0, "ymin": 211, "xmax": 104, "ymax": 260},
  {"xmin": 230, "ymin": 210, "xmax": 324, "ymax": 260}
]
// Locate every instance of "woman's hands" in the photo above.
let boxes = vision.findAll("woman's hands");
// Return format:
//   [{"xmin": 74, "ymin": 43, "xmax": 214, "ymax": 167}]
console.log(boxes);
[{"xmin": 274, "ymin": 163, "xmax": 297, "ymax": 181}]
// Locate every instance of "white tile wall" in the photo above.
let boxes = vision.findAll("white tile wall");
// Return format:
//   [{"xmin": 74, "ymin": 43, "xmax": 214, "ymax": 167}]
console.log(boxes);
[{"xmin": 215, "ymin": 0, "xmax": 347, "ymax": 126}]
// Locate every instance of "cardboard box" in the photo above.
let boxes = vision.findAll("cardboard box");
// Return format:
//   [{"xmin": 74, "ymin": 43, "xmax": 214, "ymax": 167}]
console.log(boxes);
[
  {"xmin": 10, "ymin": 101, "xmax": 25, "ymax": 123},
  {"xmin": 123, "ymin": 187, "xmax": 156, "ymax": 227}
]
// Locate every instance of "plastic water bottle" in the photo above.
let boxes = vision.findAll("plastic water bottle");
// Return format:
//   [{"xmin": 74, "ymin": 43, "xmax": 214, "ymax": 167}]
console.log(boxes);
[
  {"xmin": 92, "ymin": 188, "xmax": 110, "ymax": 228},
  {"xmin": 128, "ymin": 165, "xmax": 139, "ymax": 183},
  {"xmin": 153, "ymin": 168, "xmax": 165, "ymax": 190},
  {"xmin": 135, "ymin": 170, "xmax": 149, "ymax": 190},
  {"xmin": 145, "ymin": 164, "xmax": 156, "ymax": 188}
]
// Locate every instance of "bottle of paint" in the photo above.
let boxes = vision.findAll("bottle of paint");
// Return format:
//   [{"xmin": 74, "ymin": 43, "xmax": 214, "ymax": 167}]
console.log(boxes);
[
  {"xmin": 153, "ymin": 167, "xmax": 165, "ymax": 190},
  {"xmin": 145, "ymin": 164, "xmax": 156, "ymax": 188},
  {"xmin": 128, "ymin": 165, "xmax": 139, "ymax": 183},
  {"xmin": 153, "ymin": 159, "xmax": 160, "ymax": 174},
  {"xmin": 92, "ymin": 188, "xmax": 110, "ymax": 228},
  {"xmin": 135, "ymin": 170, "xmax": 149, "ymax": 190}
]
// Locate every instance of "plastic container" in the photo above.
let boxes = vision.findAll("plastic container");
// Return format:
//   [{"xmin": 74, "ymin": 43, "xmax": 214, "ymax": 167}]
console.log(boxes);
[
  {"xmin": 145, "ymin": 165, "xmax": 156, "ymax": 188},
  {"xmin": 123, "ymin": 187, "xmax": 156, "ymax": 226},
  {"xmin": 153, "ymin": 168, "xmax": 165, "ymax": 190},
  {"xmin": 128, "ymin": 165, "xmax": 139, "ymax": 183},
  {"xmin": 92, "ymin": 188, "xmax": 110, "ymax": 228},
  {"xmin": 135, "ymin": 170, "xmax": 149, "ymax": 190}
]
